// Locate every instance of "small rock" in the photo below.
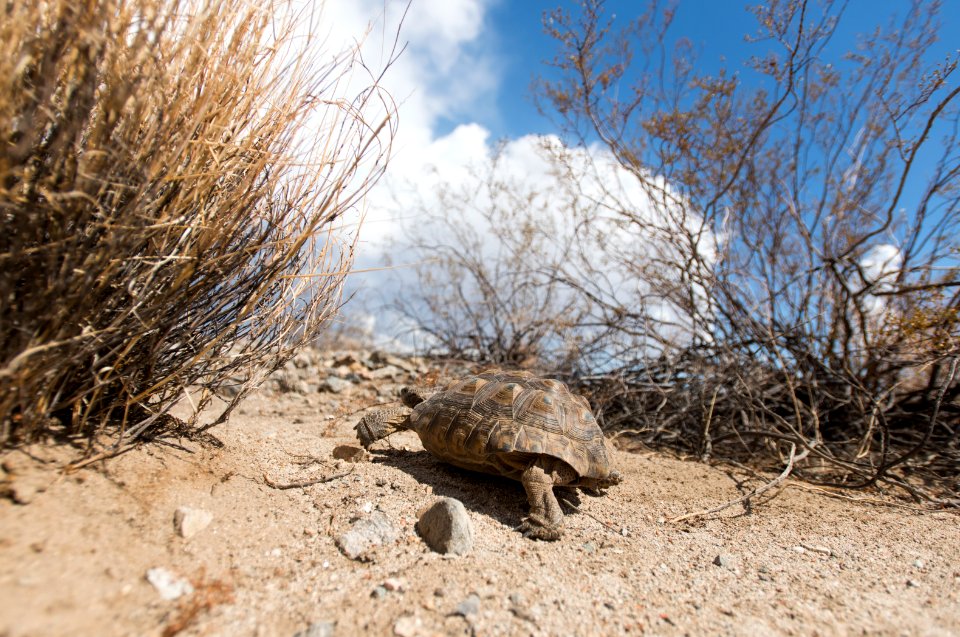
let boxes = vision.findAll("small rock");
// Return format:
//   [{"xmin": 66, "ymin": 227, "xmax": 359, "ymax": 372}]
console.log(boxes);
[
  {"xmin": 173, "ymin": 506, "xmax": 213, "ymax": 539},
  {"xmin": 383, "ymin": 577, "xmax": 406, "ymax": 592},
  {"xmin": 906, "ymin": 579, "xmax": 919, "ymax": 588},
  {"xmin": 453, "ymin": 594, "xmax": 481, "ymax": 618},
  {"xmin": 393, "ymin": 615, "xmax": 422, "ymax": 637},
  {"xmin": 369, "ymin": 351, "xmax": 416, "ymax": 372},
  {"xmin": 320, "ymin": 376, "xmax": 350, "ymax": 394},
  {"xmin": 1, "ymin": 456, "xmax": 45, "ymax": 505},
  {"xmin": 293, "ymin": 621, "xmax": 335, "ymax": 637},
  {"xmin": 335, "ymin": 512, "xmax": 399, "ymax": 561},
  {"xmin": 582, "ymin": 542, "xmax": 596, "ymax": 554},
  {"xmin": 146, "ymin": 567, "xmax": 194, "ymax": 600},
  {"xmin": 370, "ymin": 365, "xmax": 403, "ymax": 380},
  {"xmin": 330, "ymin": 365, "xmax": 350, "ymax": 378},
  {"xmin": 713, "ymin": 554, "xmax": 735, "ymax": 569},
  {"xmin": 276, "ymin": 370, "xmax": 311, "ymax": 394},
  {"xmin": 792, "ymin": 545, "xmax": 806, "ymax": 554},
  {"xmin": 9, "ymin": 480, "xmax": 40, "ymax": 505},
  {"xmin": 333, "ymin": 353, "xmax": 359, "ymax": 367},
  {"xmin": 1, "ymin": 454, "xmax": 35, "ymax": 477},
  {"xmin": 416, "ymin": 497, "xmax": 473, "ymax": 556},
  {"xmin": 371, "ymin": 585, "xmax": 388, "ymax": 599},
  {"xmin": 291, "ymin": 352, "xmax": 314, "ymax": 369},
  {"xmin": 914, "ymin": 559, "xmax": 925, "ymax": 569},
  {"xmin": 332, "ymin": 445, "xmax": 367, "ymax": 463}
]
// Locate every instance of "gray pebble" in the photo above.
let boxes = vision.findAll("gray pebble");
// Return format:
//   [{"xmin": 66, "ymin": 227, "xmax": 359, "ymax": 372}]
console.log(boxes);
[
  {"xmin": 454, "ymin": 594, "xmax": 481, "ymax": 618},
  {"xmin": 713, "ymin": 554, "xmax": 735, "ymax": 569},
  {"xmin": 173, "ymin": 506, "xmax": 213, "ymax": 539},
  {"xmin": 145, "ymin": 567, "xmax": 194, "ymax": 600},
  {"xmin": 320, "ymin": 376, "xmax": 350, "ymax": 394},
  {"xmin": 335, "ymin": 512, "xmax": 399, "ymax": 561},
  {"xmin": 275, "ymin": 370, "xmax": 311, "ymax": 394},
  {"xmin": 293, "ymin": 621, "xmax": 335, "ymax": 637},
  {"xmin": 416, "ymin": 497, "xmax": 473, "ymax": 556}
]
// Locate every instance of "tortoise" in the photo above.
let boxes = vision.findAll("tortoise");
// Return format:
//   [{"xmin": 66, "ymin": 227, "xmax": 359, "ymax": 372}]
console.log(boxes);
[{"xmin": 354, "ymin": 369, "xmax": 621, "ymax": 541}]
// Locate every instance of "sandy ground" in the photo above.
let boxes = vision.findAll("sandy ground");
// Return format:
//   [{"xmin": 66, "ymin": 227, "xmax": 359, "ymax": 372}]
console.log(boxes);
[{"xmin": 1, "ymin": 356, "xmax": 958, "ymax": 637}]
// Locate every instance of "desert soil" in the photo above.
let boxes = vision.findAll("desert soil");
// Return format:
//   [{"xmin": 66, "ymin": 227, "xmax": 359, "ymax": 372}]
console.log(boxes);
[{"xmin": 1, "ymin": 351, "xmax": 958, "ymax": 637}]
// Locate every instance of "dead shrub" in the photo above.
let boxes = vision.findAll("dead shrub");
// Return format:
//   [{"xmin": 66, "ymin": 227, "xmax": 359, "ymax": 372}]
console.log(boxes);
[
  {"xmin": 387, "ymin": 143, "xmax": 592, "ymax": 370},
  {"xmin": 395, "ymin": 0, "xmax": 959, "ymax": 503},
  {"xmin": 535, "ymin": 0, "xmax": 960, "ymax": 503},
  {"xmin": 0, "ymin": 0, "xmax": 396, "ymax": 451}
]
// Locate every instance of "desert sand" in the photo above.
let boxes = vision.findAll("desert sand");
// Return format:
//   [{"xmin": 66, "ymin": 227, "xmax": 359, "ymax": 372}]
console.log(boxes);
[{"xmin": 1, "ymin": 352, "xmax": 957, "ymax": 636}]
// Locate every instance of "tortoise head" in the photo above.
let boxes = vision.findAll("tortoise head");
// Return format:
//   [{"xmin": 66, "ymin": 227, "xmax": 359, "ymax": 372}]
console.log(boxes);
[{"xmin": 399, "ymin": 386, "xmax": 432, "ymax": 408}]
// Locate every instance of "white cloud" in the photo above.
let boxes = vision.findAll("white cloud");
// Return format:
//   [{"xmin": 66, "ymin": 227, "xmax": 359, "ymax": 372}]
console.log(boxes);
[
  {"xmin": 303, "ymin": 0, "xmax": 498, "ymax": 248},
  {"xmin": 860, "ymin": 244, "xmax": 902, "ymax": 285},
  {"xmin": 306, "ymin": 1, "xmax": 713, "ymax": 357},
  {"xmin": 358, "ymin": 129, "xmax": 714, "ymax": 359},
  {"xmin": 860, "ymin": 243, "xmax": 903, "ymax": 317}
]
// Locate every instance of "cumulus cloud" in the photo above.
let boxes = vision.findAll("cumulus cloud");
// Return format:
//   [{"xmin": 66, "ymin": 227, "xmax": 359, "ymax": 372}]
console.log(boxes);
[
  {"xmin": 859, "ymin": 243, "xmax": 903, "ymax": 316},
  {"xmin": 306, "ymin": 1, "xmax": 713, "ymax": 354},
  {"xmin": 299, "ymin": 0, "xmax": 499, "ymax": 250}
]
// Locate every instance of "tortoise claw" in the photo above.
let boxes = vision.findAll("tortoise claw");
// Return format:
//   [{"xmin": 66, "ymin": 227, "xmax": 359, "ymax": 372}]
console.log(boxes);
[{"xmin": 518, "ymin": 517, "xmax": 562, "ymax": 542}]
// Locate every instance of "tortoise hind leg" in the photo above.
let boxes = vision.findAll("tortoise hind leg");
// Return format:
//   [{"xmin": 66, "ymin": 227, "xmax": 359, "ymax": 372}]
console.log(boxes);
[
  {"xmin": 354, "ymin": 408, "xmax": 410, "ymax": 448},
  {"xmin": 518, "ymin": 463, "xmax": 563, "ymax": 541}
]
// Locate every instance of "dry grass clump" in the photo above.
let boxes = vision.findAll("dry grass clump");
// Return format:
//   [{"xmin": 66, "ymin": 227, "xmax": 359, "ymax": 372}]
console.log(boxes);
[{"xmin": 0, "ymin": 0, "xmax": 395, "ymax": 451}]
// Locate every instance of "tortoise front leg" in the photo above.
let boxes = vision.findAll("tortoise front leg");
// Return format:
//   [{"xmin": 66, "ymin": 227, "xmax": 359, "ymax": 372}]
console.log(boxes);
[
  {"xmin": 354, "ymin": 407, "xmax": 410, "ymax": 448},
  {"xmin": 518, "ymin": 464, "xmax": 563, "ymax": 541}
]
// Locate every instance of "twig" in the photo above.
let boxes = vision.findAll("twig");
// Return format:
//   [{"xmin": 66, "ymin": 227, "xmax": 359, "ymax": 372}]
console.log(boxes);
[
  {"xmin": 669, "ymin": 443, "xmax": 806, "ymax": 523},
  {"xmin": 786, "ymin": 483, "xmax": 960, "ymax": 514},
  {"xmin": 799, "ymin": 543, "xmax": 834, "ymax": 556},
  {"xmin": 700, "ymin": 386, "xmax": 720, "ymax": 460},
  {"xmin": 262, "ymin": 467, "xmax": 354, "ymax": 490},
  {"xmin": 279, "ymin": 445, "xmax": 329, "ymax": 467},
  {"xmin": 559, "ymin": 493, "xmax": 622, "ymax": 535}
]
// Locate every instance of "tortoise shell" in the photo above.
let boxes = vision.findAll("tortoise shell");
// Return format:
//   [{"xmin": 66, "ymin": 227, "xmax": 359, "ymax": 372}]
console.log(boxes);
[{"xmin": 408, "ymin": 369, "xmax": 613, "ymax": 483}]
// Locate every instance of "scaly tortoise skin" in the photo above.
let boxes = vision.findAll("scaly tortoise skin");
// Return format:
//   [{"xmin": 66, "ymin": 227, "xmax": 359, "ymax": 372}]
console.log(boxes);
[{"xmin": 354, "ymin": 369, "xmax": 621, "ymax": 541}]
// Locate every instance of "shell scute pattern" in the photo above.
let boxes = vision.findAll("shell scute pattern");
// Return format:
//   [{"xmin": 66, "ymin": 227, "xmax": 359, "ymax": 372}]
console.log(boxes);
[{"xmin": 409, "ymin": 370, "xmax": 613, "ymax": 481}]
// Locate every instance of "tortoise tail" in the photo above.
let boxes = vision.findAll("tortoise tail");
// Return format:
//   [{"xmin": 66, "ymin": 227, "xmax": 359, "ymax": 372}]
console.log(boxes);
[{"xmin": 354, "ymin": 407, "xmax": 410, "ymax": 448}]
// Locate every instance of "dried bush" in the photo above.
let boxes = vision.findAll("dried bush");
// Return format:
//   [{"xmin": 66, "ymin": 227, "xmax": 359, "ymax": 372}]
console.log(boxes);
[
  {"xmin": 535, "ymin": 0, "xmax": 959, "ymax": 503},
  {"xmin": 387, "ymin": 142, "xmax": 595, "ymax": 369},
  {"xmin": 0, "ymin": 0, "xmax": 396, "ymax": 451},
  {"xmin": 396, "ymin": 0, "xmax": 958, "ymax": 503}
]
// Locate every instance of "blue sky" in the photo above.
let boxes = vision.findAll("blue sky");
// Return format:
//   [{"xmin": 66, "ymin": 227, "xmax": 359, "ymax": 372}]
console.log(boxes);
[
  {"xmin": 436, "ymin": 1, "xmax": 960, "ymax": 140},
  {"xmin": 339, "ymin": 0, "xmax": 959, "ymax": 245},
  {"xmin": 321, "ymin": 0, "xmax": 958, "ymax": 342}
]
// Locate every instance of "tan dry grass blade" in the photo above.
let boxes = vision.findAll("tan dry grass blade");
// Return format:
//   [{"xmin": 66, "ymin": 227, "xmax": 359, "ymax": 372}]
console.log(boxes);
[{"xmin": 0, "ymin": 0, "xmax": 397, "ymax": 449}]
